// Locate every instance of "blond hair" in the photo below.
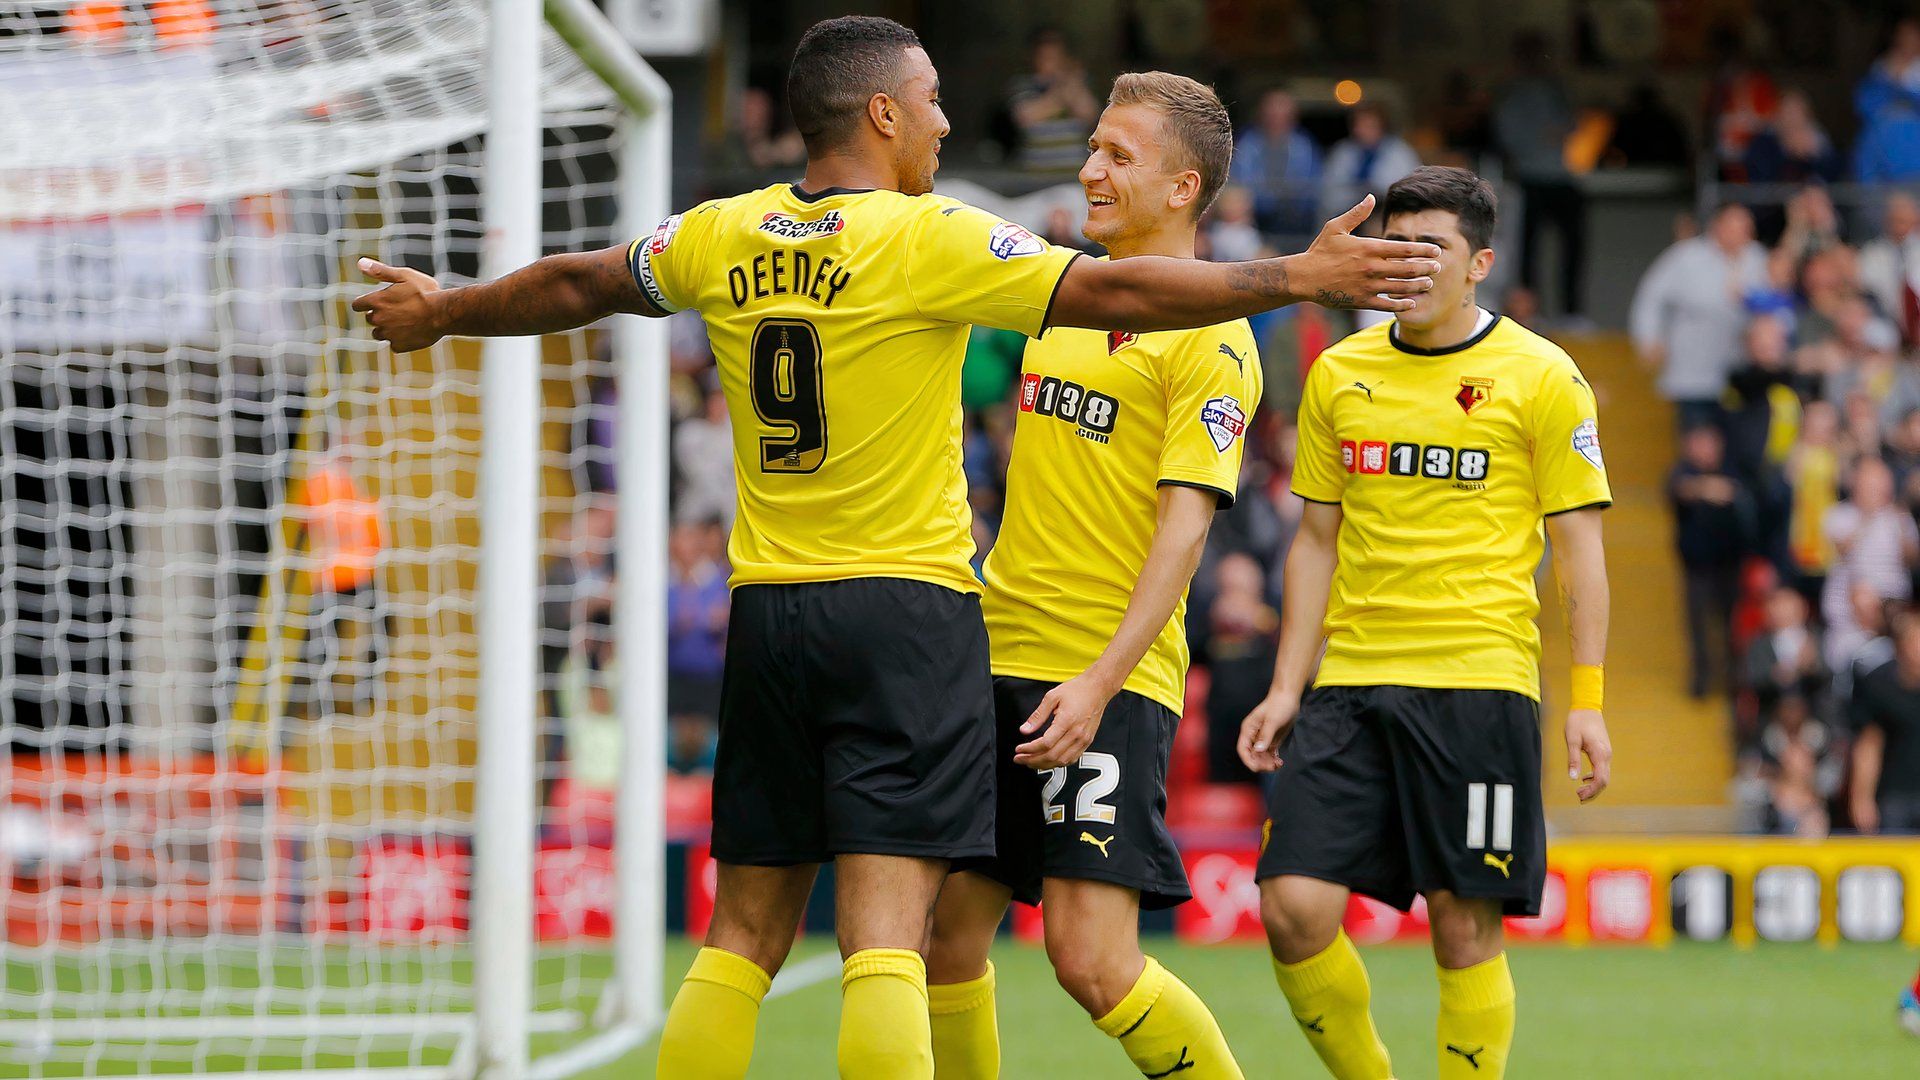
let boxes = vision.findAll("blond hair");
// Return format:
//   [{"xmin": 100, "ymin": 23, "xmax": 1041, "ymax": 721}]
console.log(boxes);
[{"xmin": 1106, "ymin": 71, "xmax": 1235, "ymax": 220}]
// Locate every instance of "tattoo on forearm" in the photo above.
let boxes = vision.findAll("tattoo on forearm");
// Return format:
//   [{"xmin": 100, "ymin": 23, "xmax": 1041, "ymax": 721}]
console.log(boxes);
[{"xmin": 1227, "ymin": 261, "xmax": 1291, "ymax": 300}]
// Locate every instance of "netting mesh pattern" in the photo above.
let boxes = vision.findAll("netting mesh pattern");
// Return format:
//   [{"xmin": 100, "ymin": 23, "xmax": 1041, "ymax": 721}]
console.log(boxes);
[{"xmin": 1, "ymin": 2, "xmax": 630, "ymax": 1073}]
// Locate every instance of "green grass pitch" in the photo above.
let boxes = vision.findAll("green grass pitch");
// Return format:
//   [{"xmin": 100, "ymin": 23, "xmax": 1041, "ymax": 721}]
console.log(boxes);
[
  {"xmin": 8, "ymin": 937, "xmax": 1917, "ymax": 1077},
  {"xmin": 613, "ymin": 937, "xmax": 1920, "ymax": 1079}
]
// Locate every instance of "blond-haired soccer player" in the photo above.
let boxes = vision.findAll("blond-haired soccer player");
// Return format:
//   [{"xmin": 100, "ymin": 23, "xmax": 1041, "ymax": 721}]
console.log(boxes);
[
  {"xmin": 924, "ymin": 73, "xmax": 1258, "ymax": 1080},
  {"xmin": 355, "ymin": 15, "xmax": 1442, "ymax": 1075},
  {"xmin": 1239, "ymin": 165, "xmax": 1615, "ymax": 1080}
]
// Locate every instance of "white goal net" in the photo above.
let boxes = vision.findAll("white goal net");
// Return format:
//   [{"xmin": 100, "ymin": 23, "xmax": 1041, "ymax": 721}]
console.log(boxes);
[{"xmin": 0, "ymin": 2, "xmax": 653, "ymax": 1075}]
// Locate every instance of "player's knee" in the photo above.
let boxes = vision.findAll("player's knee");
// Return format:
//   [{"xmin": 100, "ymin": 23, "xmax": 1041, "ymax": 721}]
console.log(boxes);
[
  {"xmin": 924, "ymin": 916, "xmax": 994, "ymax": 985},
  {"xmin": 1427, "ymin": 893, "xmax": 1504, "ymax": 968},
  {"xmin": 1260, "ymin": 887, "xmax": 1340, "ymax": 963},
  {"xmin": 1045, "ymin": 939, "xmax": 1133, "ymax": 1016},
  {"xmin": 708, "ymin": 903, "xmax": 800, "ymax": 973}
]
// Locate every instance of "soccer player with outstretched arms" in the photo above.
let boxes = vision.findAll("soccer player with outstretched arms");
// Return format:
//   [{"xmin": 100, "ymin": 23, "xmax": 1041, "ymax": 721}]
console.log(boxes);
[
  {"xmin": 354, "ymin": 15, "xmax": 1440, "ymax": 1077},
  {"xmin": 1238, "ymin": 166, "xmax": 1614, "ymax": 1080},
  {"xmin": 923, "ymin": 72, "xmax": 1258, "ymax": 1080}
]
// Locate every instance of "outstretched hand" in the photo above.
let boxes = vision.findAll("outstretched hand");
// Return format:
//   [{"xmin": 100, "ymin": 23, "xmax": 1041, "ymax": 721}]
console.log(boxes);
[
  {"xmin": 1290, "ymin": 195, "xmax": 1442, "ymax": 312},
  {"xmin": 350, "ymin": 258, "xmax": 445, "ymax": 352}
]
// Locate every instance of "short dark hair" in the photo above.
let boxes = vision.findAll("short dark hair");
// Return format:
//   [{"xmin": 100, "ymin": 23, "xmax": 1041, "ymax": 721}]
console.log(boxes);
[
  {"xmin": 787, "ymin": 16, "xmax": 923, "ymax": 154},
  {"xmin": 1383, "ymin": 165, "xmax": 1498, "ymax": 253}
]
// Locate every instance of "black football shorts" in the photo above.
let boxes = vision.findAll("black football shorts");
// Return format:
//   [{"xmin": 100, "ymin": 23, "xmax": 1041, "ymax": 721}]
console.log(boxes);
[
  {"xmin": 974, "ymin": 676, "xmax": 1191, "ymax": 911},
  {"xmin": 710, "ymin": 578, "xmax": 996, "ymax": 866},
  {"xmin": 1255, "ymin": 684, "xmax": 1546, "ymax": 916}
]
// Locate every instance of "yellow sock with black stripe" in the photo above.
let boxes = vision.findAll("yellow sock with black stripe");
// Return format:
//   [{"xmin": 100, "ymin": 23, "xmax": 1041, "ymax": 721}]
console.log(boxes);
[
  {"xmin": 1092, "ymin": 956, "xmax": 1243, "ymax": 1078},
  {"xmin": 1271, "ymin": 930, "xmax": 1394, "ymax": 1079},
  {"xmin": 655, "ymin": 947, "xmax": 771, "ymax": 1079},
  {"xmin": 1437, "ymin": 953, "xmax": 1515, "ymax": 1078},
  {"xmin": 838, "ymin": 948, "xmax": 933, "ymax": 1079},
  {"xmin": 929, "ymin": 961, "xmax": 999, "ymax": 1079}
]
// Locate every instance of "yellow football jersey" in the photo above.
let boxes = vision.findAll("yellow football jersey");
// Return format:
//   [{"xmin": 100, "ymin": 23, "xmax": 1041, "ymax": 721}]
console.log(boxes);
[
  {"xmin": 628, "ymin": 184, "xmax": 1081, "ymax": 592},
  {"xmin": 1292, "ymin": 314, "xmax": 1612, "ymax": 699},
  {"xmin": 984, "ymin": 315, "xmax": 1263, "ymax": 714}
]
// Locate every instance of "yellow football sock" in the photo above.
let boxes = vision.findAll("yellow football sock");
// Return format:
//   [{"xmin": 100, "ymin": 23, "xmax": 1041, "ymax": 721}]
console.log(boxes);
[
  {"xmin": 929, "ymin": 961, "xmax": 999, "ymax": 1079},
  {"xmin": 1271, "ymin": 930, "xmax": 1394, "ymax": 1080},
  {"xmin": 1437, "ymin": 952, "xmax": 1515, "ymax": 1079},
  {"xmin": 1092, "ymin": 956, "xmax": 1244, "ymax": 1078},
  {"xmin": 655, "ymin": 946, "xmax": 771, "ymax": 1079},
  {"xmin": 838, "ymin": 947, "xmax": 933, "ymax": 1079}
]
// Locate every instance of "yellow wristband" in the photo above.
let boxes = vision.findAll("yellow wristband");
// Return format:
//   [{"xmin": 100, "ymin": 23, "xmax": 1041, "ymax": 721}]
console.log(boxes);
[{"xmin": 1570, "ymin": 664, "xmax": 1604, "ymax": 712}]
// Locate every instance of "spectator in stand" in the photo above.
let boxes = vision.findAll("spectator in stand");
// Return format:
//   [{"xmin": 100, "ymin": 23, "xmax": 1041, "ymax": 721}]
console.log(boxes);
[
  {"xmin": 1202, "ymin": 551, "xmax": 1279, "ymax": 786},
  {"xmin": 1205, "ymin": 185, "xmax": 1265, "ymax": 264},
  {"xmin": 1631, "ymin": 203, "xmax": 1769, "ymax": 430},
  {"xmin": 1500, "ymin": 283, "xmax": 1540, "ymax": 329},
  {"xmin": 1853, "ymin": 17, "xmax": 1920, "ymax": 183},
  {"xmin": 1229, "ymin": 89, "xmax": 1321, "ymax": 236},
  {"xmin": 1829, "ymin": 580, "xmax": 1896, "ymax": 707},
  {"xmin": 1745, "ymin": 585, "xmax": 1828, "ymax": 733},
  {"xmin": 1723, "ymin": 314, "xmax": 1802, "ymax": 567},
  {"xmin": 1823, "ymin": 456, "xmax": 1919, "ymax": 642},
  {"xmin": 1003, "ymin": 27, "xmax": 1101, "ymax": 173},
  {"xmin": 1761, "ymin": 692, "xmax": 1837, "ymax": 837},
  {"xmin": 665, "ymin": 518, "xmax": 727, "ymax": 775},
  {"xmin": 1793, "ymin": 245, "xmax": 1866, "ymax": 351},
  {"xmin": 1742, "ymin": 90, "xmax": 1842, "ymax": 184},
  {"xmin": 1788, "ymin": 399, "xmax": 1843, "ymax": 593},
  {"xmin": 1670, "ymin": 424, "xmax": 1757, "ymax": 697},
  {"xmin": 1705, "ymin": 27, "xmax": 1778, "ymax": 180},
  {"xmin": 716, "ymin": 86, "xmax": 806, "ymax": 171},
  {"xmin": 558, "ymin": 607, "xmax": 621, "ymax": 836},
  {"xmin": 1850, "ymin": 610, "xmax": 1920, "ymax": 833},
  {"xmin": 1318, "ymin": 102, "xmax": 1419, "ymax": 220},
  {"xmin": 1435, "ymin": 68, "xmax": 1494, "ymax": 158},
  {"xmin": 1858, "ymin": 192, "xmax": 1920, "ymax": 348},
  {"xmin": 1493, "ymin": 30, "xmax": 1586, "ymax": 316},
  {"xmin": 1886, "ymin": 407, "xmax": 1920, "ymax": 489},
  {"xmin": 1823, "ymin": 298, "xmax": 1918, "ymax": 430},
  {"xmin": 1602, "ymin": 81, "xmax": 1691, "ymax": 170},
  {"xmin": 672, "ymin": 372, "xmax": 734, "ymax": 527},
  {"xmin": 1774, "ymin": 185, "xmax": 1844, "ymax": 267}
]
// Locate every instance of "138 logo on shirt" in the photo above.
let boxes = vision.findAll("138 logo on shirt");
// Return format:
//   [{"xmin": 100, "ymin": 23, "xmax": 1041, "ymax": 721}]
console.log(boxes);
[
  {"xmin": 1343, "ymin": 439, "xmax": 1492, "ymax": 489},
  {"xmin": 1021, "ymin": 372, "xmax": 1120, "ymax": 443}
]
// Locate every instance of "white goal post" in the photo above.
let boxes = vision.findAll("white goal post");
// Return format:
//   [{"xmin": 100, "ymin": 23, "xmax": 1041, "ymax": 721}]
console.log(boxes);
[{"xmin": 0, "ymin": 1, "xmax": 670, "ymax": 1077}]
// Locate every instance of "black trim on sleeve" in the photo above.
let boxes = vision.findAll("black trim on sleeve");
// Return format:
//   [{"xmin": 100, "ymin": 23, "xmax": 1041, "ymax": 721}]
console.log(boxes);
[
  {"xmin": 1294, "ymin": 492, "xmax": 1342, "ymax": 506},
  {"xmin": 1544, "ymin": 500, "xmax": 1612, "ymax": 517},
  {"xmin": 1388, "ymin": 314, "xmax": 1503, "ymax": 356},
  {"xmin": 1159, "ymin": 478, "xmax": 1236, "ymax": 510},
  {"xmin": 1036, "ymin": 250, "xmax": 1086, "ymax": 337},
  {"xmin": 789, "ymin": 184, "xmax": 877, "ymax": 203}
]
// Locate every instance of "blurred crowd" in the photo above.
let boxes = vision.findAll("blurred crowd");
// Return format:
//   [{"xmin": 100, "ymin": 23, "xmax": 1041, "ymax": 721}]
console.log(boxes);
[{"xmin": 1635, "ymin": 187, "xmax": 1920, "ymax": 838}]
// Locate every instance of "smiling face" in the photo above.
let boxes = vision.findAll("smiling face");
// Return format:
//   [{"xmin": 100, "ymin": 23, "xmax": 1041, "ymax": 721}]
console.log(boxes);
[
  {"xmin": 1382, "ymin": 208, "xmax": 1493, "ymax": 330},
  {"xmin": 1078, "ymin": 102, "xmax": 1200, "ymax": 248},
  {"xmin": 884, "ymin": 46, "xmax": 950, "ymax": 196}
]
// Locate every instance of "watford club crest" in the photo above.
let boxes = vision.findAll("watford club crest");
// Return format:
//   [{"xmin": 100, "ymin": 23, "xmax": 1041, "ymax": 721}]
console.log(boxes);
[
  {"xmin": 1456, "ymin": 376, "xmax": 1494, "ymax": 414},
  {"xmin": 1108, "ymin": 331, "xmax": 1139, "ymax": 354}
]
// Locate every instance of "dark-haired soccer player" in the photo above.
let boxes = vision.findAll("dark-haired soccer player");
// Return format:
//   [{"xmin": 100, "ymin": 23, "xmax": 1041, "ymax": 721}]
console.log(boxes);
[
  {"xmin": 924, "ymin": 72, "xmax": 1256, "ymax": 1080},
  {"xmin": 1238, "ymin": 165, "xmax": 1614, "ymax": 1080},
  {"xmin": 353, "ymin": 15, "xmax": 1442, "ymax": 1077}
]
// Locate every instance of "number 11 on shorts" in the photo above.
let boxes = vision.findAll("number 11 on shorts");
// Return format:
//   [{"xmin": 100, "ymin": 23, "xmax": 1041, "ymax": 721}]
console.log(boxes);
[{"xmin": 1465, "ymin": 782, "xmax": 1513, "ymax": 852}]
